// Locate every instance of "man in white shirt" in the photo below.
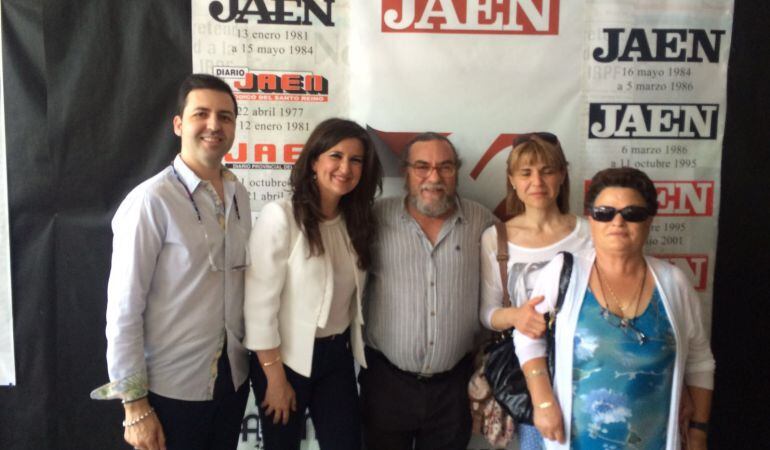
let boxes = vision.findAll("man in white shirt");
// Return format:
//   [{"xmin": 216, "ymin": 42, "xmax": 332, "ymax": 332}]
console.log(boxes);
[{"xmin": 91, "ymin": 74, "xmax": 252, "ymax": 450}]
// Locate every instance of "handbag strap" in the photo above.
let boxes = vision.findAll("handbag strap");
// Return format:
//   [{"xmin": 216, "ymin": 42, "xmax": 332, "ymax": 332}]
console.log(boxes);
[
  {"xmin": 546, "ymin": 251, "xmax": 574, "ymax": 376},
  {"xmin": 494, "ymin": 222, "xmax": 511, "ymax": 308}
]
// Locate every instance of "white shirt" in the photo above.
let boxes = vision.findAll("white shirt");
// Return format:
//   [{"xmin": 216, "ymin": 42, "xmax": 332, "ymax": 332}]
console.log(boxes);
[
  {"xmin": 316, "ymin": 214, "xmax": 356, "ymax": 337},
  {"xmin": 95, "ymin": 155, "xmax": 251, "ymax": 401}
]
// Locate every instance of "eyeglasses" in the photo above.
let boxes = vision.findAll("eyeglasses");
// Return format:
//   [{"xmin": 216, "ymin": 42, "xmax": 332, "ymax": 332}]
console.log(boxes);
[
  {"xmin": 513, "ymin": 132, "xmax": 559, "ymax": 147},
  {"xmin": 589, "ymin": 205, "xmax": 651, "ymax": 223},
  {"xmin": 599, "ymin": 308, "xmax": 648, "ymax": 345},
  {"xmin": 407, "ymin": 162, "xmax": 457, "ymax": 178}
]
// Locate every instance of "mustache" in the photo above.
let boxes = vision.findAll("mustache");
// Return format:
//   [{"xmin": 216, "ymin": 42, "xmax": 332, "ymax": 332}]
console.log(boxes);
[{"xmin": 419, "ymin": 182, "xmax": 447, "ymax": 191}]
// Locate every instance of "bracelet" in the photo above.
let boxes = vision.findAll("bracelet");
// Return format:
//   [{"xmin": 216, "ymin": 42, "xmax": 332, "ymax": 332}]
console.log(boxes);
[
  {"xmin": 537, "ymin": 401, "xmax": 553, "ymax": 409},
  {"xmin": 122, "ymin": 407, "xmax": 155, "ymax": 428},
  {"xmin": 689, "ymin": 420, "xmax": 708, "ymax": 433},
  {"xmin": 121, "ymin": 395, "xmax": 148, "ymax": 405},
  {"xmin": 262, "ymin": 355, "xmax": 282, "ymax": 367},
  {"xmin": 525, "ymin": 368, "xmax": 547, "ymax": 379}
]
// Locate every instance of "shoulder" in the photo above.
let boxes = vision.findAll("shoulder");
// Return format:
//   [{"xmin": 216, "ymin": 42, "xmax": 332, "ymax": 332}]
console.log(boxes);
[
  {"xmin": 373, "ymin": 197, "xmax": 404, "ymax": 221},
  {"xmin": 458, "ymin": 197, "xmax": 496, "ymax": 230},
  {"xmin": 647, "ymin": 256, "xmax": 691, "ymax": 293},
  {"xmin": 257, "ymin": 198, "xmax": 294, "ymax": 225},
  {"xmin": 113, "ymin": 168, "xmax": 175, "ymax": 221},
  {"xmin": 480, "ymin": 224, "xmax": 499, "ymax": 252}
]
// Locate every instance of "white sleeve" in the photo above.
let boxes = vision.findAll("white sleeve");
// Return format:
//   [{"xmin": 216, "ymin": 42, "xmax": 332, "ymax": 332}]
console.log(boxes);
[
  {"xmin": 479, "ymin": 226, "xmax": 504, "ymax": 330},
  {"xmin": 243, "ymin": 202, "xmax": 291, "ymax": 350},
  {"xmin": 513, "ymin": 253, "xmax": 564, "ymax": 364}
]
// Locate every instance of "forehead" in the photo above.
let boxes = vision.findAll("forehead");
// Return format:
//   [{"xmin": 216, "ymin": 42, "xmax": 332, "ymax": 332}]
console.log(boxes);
[
  {"xmin": 593, "ymin": 187, "xmax": 646, "ymax": 206},
  {"xmin": 511, "ymin": 148, "xmax": 559, "ymax": 171},
  {"xmin": 183, "ymin": 89, "xmax": 235, "ymax": 114},
  {"xmin": 324, "ymin": 137, "xmax": 364, "ymax": 156},
  {"xmin": 408, "ymin": 139, "xmax": 455, "ymax": 163}
]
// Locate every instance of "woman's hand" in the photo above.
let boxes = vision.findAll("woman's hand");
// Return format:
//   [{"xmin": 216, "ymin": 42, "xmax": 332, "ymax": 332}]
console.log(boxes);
[
  {"xmin": 123, "ymin": 398, "xmax": 166, "ymax": 450},
  {"xmin": 262, "ymin": 373, "xmax": 297, "ymax": 425},
  {"xmin": 684, "ymin": 428, "xmax": 708, "ymax": 450},
  {"xmin": 509, "ymin": 296, "xmax": 546, "ymax": 338},
  {"xmin": 533, "ymin": 400, "xmax": 565, "ymax": 443}
]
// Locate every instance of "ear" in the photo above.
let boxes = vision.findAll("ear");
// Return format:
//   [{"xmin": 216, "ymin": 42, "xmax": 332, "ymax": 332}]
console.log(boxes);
[
  {"xmin": 508, "ymin": 174, "xmax": 517, "ymax": 189},
  {"xmin": 173, "ymin": 115, "xmax": 182, "ymax": 137}
]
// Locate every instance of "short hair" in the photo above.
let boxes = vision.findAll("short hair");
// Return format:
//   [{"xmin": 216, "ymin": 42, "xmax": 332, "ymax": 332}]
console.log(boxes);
[
  {"xmin": 505, "ymin": 133, "xmax": 570, "ymax": 217},
  {"xmin": 176, "ymin": 73, "xmax": 237, "ymax": 117},
  {"xmin": 400, "ymin": 132, "xmax": 462, "ymax": 169},
  {"xmin": 290, "ymin": 118, "xmax": 383, "ymax": 270},
  {"xmin": 585, "ymin": 167, "xmax": 658, "ymax": 216}
]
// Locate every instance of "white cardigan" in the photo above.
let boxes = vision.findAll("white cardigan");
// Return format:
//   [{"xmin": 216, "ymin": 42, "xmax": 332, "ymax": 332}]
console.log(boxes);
[
  {"xmin": 514, "ymin": 249, "xmax": 715, "ymax": 450},
  {"xmin": 243, "ymin": 198, "xmax": 367, "ymax": 377}
]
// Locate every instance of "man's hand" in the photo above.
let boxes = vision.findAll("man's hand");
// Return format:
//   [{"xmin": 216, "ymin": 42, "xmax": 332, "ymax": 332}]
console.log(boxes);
[
  {"xmin": 510, "ymin": 296, "xmax": 547, "ymax": 338},
  {"xmin": 123, "ymin": 398, "xmax": 166, "ymax": 450},
  {"xmin": 262, "ymin": 374, "xmax": 297, "ymax": 425}
]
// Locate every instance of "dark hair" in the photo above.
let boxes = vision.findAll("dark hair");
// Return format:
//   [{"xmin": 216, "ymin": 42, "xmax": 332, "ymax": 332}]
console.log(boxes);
[
  {"xmin": 505, "ymin": 133, "xmax": 570, "ymax": 217},
  {"xmin": 290, "ymin": 118, "xmax": 383, "ymax": 270},
  {"xmin": 400, "ymin": 132, "xmax": 463, "ymax": 169},
  {"xmin": 585, "ymin": 167, "xmax": 658, "ymax": 216},
  {"xmin": 176, "ymin": 74, "xmax": 237, "ymax": 117}
]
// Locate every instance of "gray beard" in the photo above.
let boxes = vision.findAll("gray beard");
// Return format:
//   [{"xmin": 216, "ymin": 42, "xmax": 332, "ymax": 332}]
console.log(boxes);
[{"xmin": 409, "ymin": 191, "xmax": 454, "ymax": 217}]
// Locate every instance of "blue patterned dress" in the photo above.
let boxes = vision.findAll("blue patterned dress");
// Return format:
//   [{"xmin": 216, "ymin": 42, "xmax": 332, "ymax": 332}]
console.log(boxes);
[{"xmin": 570, "ymin": 288, "xmax": 675, "ymax": 449}]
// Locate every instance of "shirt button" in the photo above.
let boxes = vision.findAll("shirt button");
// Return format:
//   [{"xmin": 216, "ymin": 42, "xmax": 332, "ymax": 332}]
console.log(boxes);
[
  {"xmin": 430, "ymin": 311, "xmax": 436, "ymax": 316},
  {"xmin": 455, "ymin": 245, "xmax": 461, "ymax": 251},
  {"xmin": 429, "ymin": 341, "xmax": 434, "ymax": 346},
  {"xmin": 430, "ymin": 281, "xmax": 434, "ymax": 286}
]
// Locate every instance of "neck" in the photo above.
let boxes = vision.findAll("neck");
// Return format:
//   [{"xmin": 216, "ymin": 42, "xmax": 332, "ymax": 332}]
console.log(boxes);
[
  {"xmin": 180, "ymin": 153, "xmax": 222, "ymax": 182},
  {"xmin": 594, "ymin": 248, "xmax": 646, "ymax": 275},
  {"xmin": 521, "ymin": 205, "xmax": 566, "ymax": 231},
  {"xmin": 319, "ymin": 194, "xmax": 340, "ymax": 220}
]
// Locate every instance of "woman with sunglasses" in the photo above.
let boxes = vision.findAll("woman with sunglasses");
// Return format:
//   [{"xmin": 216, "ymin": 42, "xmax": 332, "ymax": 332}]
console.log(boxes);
[
  {"xmin": 514, "ymin": 167, "xmax": 714, "ymax": 450},
  {"xmin": 242, "ymin": 118, "xmax": 382, "ymax": 449},
  {"xmin": 480, "ymin": 132, "xmax": 592, "ymax": 449}
]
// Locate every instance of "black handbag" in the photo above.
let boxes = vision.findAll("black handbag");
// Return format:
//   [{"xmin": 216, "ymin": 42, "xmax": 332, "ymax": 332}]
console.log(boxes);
[{"xmin": 483, "ymin": 221, "xmax": 574, "ymax": 424}]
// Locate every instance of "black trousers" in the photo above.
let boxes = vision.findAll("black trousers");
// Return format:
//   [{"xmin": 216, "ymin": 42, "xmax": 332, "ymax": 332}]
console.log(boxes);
[
  {"xmin": 148, "ymin": 347, "xmax": 249, "ymax": 450},
  {"xmin": 359, "ymin": 348, "xmax": 473, "ymax": 450},
  {"xmin": 250, "ymin": 330, "xmax": 361, "ymax": 450}
]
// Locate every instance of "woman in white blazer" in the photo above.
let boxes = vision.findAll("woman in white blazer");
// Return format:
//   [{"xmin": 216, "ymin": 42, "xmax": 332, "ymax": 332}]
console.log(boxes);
[{"xmin": 243, "ymin": 118, "xmax": 382, "ymax": 450}]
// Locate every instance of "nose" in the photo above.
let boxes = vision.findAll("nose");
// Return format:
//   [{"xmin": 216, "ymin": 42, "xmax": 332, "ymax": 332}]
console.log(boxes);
[
  {"xmin": 339, "ymin": 157, "xmax": 351, "ymax": 174},
  {"xmin": 531, "ymin": 171, "xmax": 543, "ymax": 185},
  {"xmin": 610, "ymin": 210, "xmax": 626, "ymax": 225},
  {"xmin": 426, "ymin": 165, "xmax": 442, "ymax": 182},
  {"xmin": 206, "ymin": 115, "xmax": 222, "ymax": 131}
]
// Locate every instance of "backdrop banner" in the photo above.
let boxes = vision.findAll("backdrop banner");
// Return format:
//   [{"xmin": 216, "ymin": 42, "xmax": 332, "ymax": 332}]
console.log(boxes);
[{"xmin": 191, "ymin": 1, "xmax": 733, "ymax": 448}]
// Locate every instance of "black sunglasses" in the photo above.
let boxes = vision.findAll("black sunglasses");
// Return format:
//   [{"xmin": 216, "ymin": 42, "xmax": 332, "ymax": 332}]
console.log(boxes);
[
  {"xmin": 589, "ymin": 205, "xmax": 651, "ymax": 222},
  {"xmin": 513, "ymin": 132, "xmax": 559, "ymax": 147}
]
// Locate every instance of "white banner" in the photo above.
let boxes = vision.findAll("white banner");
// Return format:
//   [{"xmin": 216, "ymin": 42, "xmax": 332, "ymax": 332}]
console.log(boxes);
[
  {"xmin": 191, "ymin": 1, "xmax": 733, "ymax": 448},
  {"xmin": 0, "ymin": 4, "xmax": 17, "ymax": 388}
]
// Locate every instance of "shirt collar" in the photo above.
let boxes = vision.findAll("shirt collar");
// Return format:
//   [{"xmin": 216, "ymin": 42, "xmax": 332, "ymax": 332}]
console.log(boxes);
[{"xmin": 172, "ymin": 154, "xmax": 237, "ymax": 192}]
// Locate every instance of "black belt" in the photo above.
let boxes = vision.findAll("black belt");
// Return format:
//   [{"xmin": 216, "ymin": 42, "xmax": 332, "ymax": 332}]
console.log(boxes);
[{"xmin": 367, "ymin": 347, "xmax": 470, "ymax": 382}]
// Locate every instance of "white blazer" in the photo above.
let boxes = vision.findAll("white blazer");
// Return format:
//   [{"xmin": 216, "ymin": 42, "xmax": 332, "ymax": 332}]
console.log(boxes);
[{"xmin": 243, "ymin": 198, "xmax": 367, "ymax": 377}]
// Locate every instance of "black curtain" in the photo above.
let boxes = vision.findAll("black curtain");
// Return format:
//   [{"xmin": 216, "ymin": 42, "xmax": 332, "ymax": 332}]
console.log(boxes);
[{"xmin": 0, "ymin": 1, "xmax": 767, "ymax": 449}]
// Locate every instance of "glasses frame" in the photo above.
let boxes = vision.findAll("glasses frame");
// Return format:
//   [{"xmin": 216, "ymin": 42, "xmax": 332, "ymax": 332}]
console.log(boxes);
[
  {"xmin": 589, "ymin": 205, "xmax": 651, "ymax": 223},
  {"xmin": 406, "ymin": 162, "xmax": 457, "ymax": 178},
  {"xmin": 599, "ymin": 307, "xmax": 648, "ymax": 345},
  {"xmin": 513, "ymin": 132, "xmax": 560, "ymax": 147}
]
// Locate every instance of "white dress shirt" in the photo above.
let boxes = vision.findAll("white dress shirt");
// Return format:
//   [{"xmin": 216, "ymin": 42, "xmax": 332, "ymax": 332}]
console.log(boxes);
[{"xmin": 94, "ymin": 155, "xmax": 251, "ymax": 402}]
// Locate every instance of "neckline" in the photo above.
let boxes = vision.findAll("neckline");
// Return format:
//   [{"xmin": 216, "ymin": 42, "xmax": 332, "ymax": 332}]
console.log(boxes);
[{"xmin": 506, "ymin": 215, "xmax": 583, "ymax": 252}]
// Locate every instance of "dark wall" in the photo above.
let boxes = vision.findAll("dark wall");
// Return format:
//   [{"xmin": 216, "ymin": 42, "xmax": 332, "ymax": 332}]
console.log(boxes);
[{"xmin": 0, "ymin": 1, "xmax": 767, "ymax": 449}]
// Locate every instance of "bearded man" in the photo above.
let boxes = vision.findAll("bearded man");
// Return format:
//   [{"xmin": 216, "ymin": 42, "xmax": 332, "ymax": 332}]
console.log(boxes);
[{"xmin": 360, "ymin": 132, "xmax": 496, "ymax": 450}]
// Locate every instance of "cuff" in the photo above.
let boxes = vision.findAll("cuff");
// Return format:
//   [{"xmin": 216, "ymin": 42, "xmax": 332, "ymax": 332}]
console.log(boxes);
[{"xmin": 89, "ymin": 372, "xmax": 148, "ymax": 401}]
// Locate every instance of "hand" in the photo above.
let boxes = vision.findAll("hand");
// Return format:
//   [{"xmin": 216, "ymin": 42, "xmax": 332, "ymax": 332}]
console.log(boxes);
[
  {"xmin": 679, "ymin": 388, "xmax": 694, "ymax": 435},
  {"xmin": 684, "ymin": 428, "xmax": 708, "ymax": 450},
  {"xmin": 533, "ymin": 400, "xmax": 565, "ymax": 443},
  {"xmin": 123, "ymin": 399, "xmax": 166, "ymax": 450},
  {"xmin": 510, "ymin": 296, "xmax": 547, "ymax": 338},
  {"xmin": 262, "ymin": 374, "xmax": 297, "ymax": 425}
]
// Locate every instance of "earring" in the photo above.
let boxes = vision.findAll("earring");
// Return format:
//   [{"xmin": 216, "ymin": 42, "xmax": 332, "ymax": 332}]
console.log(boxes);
[{"xmin": 313, "ymin": 173, "xmax": 317, "ymax": 180}]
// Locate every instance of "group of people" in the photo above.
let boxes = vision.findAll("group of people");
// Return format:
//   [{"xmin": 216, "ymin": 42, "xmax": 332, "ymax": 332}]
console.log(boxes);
[{"xmin": 91, "ymin": 74, "xmax": 714, "ymax": 450}]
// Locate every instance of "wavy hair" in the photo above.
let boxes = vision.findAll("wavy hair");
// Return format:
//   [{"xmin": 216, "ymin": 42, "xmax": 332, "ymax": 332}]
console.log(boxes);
[{"xmin": 290, "ymin": 118, "xmax": 383, "ymax": 270}]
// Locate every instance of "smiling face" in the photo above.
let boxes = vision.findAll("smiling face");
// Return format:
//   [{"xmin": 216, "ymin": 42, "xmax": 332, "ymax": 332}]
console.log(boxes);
[
  {"xmin": 405, "ymin": 139, "xmax": 458, "ymax": 218},
  {"xmin": 173, "ymin": 88, "xmax": 236, "ymax": 175},
  {"xmin": 589, "ymin": 187, "xmax": 652, "ymax": 256},
  {"xmin": 508, "ymin": 154, "xmax": 565, "ymax": 212},
  {"xmin": 312, "ymin": 137, "xmax": 365, "ymax": 211}
]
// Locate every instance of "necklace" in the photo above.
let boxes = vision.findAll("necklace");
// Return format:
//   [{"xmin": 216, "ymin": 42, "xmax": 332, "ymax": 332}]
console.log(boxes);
[{"xmin": 594, "ymin": 260, "xmax": 647, "ymax": 326}]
